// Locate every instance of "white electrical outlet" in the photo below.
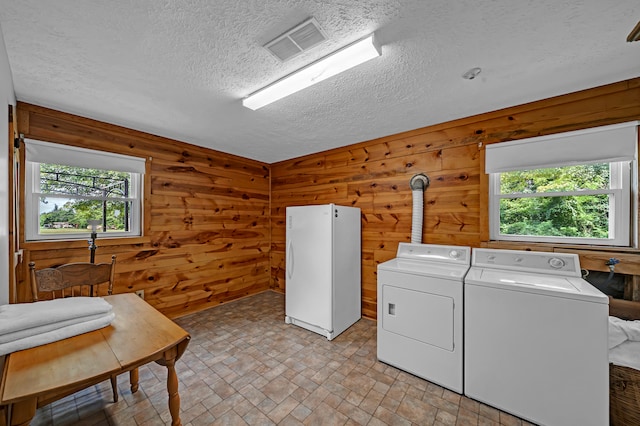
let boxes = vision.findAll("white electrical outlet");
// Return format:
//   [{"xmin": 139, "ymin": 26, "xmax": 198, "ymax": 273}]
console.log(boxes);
[{"xmin": 135, "ymin": 290, "xmax": 144, "ymax": 299}]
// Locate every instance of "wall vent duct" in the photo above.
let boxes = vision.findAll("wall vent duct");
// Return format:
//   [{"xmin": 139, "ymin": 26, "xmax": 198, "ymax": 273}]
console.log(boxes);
[
  {"xmin": 409, "ymin": 173, "xmax": 430, "ymax": 244},
  {"xmin": 264, "ymin": 18, "xmax": 327, "ymax": 62}
]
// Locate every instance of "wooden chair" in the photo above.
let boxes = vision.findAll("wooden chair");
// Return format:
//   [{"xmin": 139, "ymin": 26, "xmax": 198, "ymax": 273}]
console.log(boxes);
[
  {"xmin": 28, "ymin": 255, "xmax": 121, "ymax": 402},
  {"xmin": 29, "ymin": 256, "xmax": 116, "ymax": 301}
]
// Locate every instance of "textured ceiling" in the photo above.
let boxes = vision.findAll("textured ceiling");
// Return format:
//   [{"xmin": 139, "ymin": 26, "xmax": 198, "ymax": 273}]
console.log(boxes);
[{"xmin": 0, "ymin": 1, "xmax": 639, "ymax": 163}]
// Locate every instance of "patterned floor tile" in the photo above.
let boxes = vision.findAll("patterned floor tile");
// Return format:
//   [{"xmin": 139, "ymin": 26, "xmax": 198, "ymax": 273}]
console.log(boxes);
[{"xmin": 27, "ymin": 291, "xmax": 536, "ymax": 425}]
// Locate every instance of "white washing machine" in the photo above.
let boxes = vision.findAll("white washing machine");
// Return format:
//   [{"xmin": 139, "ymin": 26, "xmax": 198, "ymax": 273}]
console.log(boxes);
[
  {"xmin": 377, "ymin": 243, "xmax": 470, "ymax": 393},
  {"xmin": 465, "ymin": 249, "xmax": 609, "ymax": 426}
]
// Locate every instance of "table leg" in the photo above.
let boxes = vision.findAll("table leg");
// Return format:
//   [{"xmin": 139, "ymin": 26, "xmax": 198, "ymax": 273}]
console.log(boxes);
[
  {"xmin": 110, "ymin": 375, "xmax": 118, "ymax": 402},
  {"xmin": 156, "ymin": 339, "xmax": 189, "ymax": 426},
  {"xmin": 165, "ymin": 358, "xmax": 181, "ymax": 426},
  {"xmin": 129, "ymin": 368, "xmax": 139, "ymax": 393},
  {"xmin": 156, "ymin": 347, "xmax": 182, "ymax": 426},
  {"xmin": 8, "ymin": 399, "xmax": 36, "ymax": 426}
]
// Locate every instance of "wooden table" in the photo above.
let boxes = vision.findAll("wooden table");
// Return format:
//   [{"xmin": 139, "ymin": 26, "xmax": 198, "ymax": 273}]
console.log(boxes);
[{"xmin": 0, "ymin": 293, "xmax": 191, "ymax": 426}]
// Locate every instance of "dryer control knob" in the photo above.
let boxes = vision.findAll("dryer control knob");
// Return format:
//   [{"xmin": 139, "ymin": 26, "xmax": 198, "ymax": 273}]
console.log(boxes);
[
  {"xmin": 549, "ymin": 258, "xmax": 565, "ymax": 269},
  {"xmin": 449, "ymin": 250, "xmax": 460, "ymax": 259}
]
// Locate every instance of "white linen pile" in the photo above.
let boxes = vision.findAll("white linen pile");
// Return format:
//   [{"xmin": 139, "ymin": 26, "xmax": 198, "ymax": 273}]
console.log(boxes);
[
  {"xmin": 609, "ymin": 315, "xmax": 640, "ymax": 370},
  {"xmin": 0, "ymin": 297, "xmax": 115, "ymax": 356}
]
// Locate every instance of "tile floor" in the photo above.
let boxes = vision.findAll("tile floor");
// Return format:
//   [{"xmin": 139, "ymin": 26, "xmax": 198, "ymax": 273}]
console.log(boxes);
[{"xmin": 30, "ymin": 291, "xmax": 535, "ymax": 425}]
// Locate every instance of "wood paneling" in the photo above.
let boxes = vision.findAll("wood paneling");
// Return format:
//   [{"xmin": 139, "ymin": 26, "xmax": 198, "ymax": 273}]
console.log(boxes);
[
  {"xmin": 13, "ymin": 77, "xmax": 640, "ymax": 320},
  {"xmin": 271, "ymin": 77, "xmax": 640, "ymax": 319},
  {"xmin": 16, "ymin": 103, "xmax": 270, "ymax": 318}
]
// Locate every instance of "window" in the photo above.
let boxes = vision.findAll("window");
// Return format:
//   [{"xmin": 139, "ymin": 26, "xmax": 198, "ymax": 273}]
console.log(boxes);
[
  {"xmin": 486, "ymin": 122, "xmax": 638, "ymax": 247},
  {"xmin": 490, "ymin": 162, "xmax": 630, "ymax": 245},
  {"xmin": 25, "ymin": 139, "xmax": 146, "ymax": 241}
]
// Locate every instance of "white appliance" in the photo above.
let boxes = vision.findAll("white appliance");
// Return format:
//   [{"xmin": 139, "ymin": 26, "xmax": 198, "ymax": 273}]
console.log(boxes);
[
  {"xmin": 465, "ymin": 249, "xmax": 609, "ymax": 426},
  {"xmin": 377, "ymin": 243, "xmax": 471, "ymax": 393},
  {"xmin": 285, "ymin": 204, "xmax": 361, "ymax": 340}
]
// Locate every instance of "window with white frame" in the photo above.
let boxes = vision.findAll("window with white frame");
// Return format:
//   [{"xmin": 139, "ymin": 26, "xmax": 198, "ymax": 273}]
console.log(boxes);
[
  {"xmin": 25, "ymin": 139, "xmax": 146, "ymax": 241},
  {"xmin": 487, "ymin": 122, "xmax": 639, "ymax": 247}
]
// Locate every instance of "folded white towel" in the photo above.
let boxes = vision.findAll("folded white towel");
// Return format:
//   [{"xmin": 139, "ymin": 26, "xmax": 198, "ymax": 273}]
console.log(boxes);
[
  {"xmin": 0, "ymin": 297, "xmax": 112, "ymax": 336},
  {"xmin": 0, "ymin": 311, "xmax": 115, "ymax": 356},
  {"xmin": 0, "ymin": 312, "xmax": 112, "ymax": 344},
  {"xmin": 623, "ymin": 319, "xmax": 640, "ymax": 342},
  {"xmin": 609, "ymin": 316, "xmax": 640, "ymax": 349},
  {"xmin": 609, "ymin": 316, "xmax": 629, "ymax": 349},
  {"xmin": 610, "ymin": 341, "xmax": 640, "ymax": 371}
]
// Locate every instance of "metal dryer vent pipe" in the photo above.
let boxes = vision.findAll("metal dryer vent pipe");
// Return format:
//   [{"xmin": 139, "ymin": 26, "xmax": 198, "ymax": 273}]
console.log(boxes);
[{"xmin": 409, "ymin": 173, "xmax": 430, "ymax": 244}]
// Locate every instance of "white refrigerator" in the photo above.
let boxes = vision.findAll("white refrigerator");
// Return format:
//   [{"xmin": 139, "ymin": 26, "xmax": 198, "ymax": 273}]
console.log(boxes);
[{"xmin": 285, "ymin": 204, "xmax": 361, "ymax": 340}]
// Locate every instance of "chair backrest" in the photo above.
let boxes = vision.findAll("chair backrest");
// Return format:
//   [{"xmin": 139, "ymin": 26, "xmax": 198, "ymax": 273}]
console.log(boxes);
[{"xmin": 29, "ymin": 255, "xmax": 116, "ymax": 301}]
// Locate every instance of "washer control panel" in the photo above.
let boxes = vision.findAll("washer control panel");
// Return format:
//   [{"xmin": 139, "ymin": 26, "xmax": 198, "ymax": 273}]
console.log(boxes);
[
  {"xmin": 472, "ymin": 248, "xmax": 580, "ymax": 277},
  {"xmin": 396, "ymin": 243, "xmax": 471, "ymax": 265}
]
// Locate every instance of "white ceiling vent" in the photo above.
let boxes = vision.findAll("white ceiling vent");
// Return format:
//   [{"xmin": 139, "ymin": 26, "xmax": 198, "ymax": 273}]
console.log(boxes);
[{"xmin": 264, "ymin": 18, "xmax": 327, "ymax": 62}]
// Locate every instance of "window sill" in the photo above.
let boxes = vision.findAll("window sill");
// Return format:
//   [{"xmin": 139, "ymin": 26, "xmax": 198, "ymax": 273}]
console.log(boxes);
[
  {"xmin": 483, "ymin": 240, "xmax": 640, "ymax": 253},
  {"xmin": 23, "ymin": 236, "xmax": 150, "ymax": 251}
]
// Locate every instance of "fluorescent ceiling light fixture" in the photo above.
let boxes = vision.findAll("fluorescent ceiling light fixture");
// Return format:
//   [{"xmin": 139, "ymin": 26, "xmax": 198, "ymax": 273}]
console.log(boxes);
[
  {"xmin": 243, "ymin": 34, "xmax": 381, "ymax": 110},
  {"xmin": 628, "ymin": 20, "xmax": 640, "ymax": 42}
]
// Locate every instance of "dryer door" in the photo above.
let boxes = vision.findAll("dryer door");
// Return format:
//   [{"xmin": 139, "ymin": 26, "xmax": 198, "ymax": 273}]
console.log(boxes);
[{"xmin": 381, "ymin": 282, "xmax": 454, "ymax": 351}]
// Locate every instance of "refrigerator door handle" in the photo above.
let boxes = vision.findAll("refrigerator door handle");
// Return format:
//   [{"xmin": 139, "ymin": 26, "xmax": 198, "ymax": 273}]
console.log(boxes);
[{"xmin": 287, "ymin": 240, "xmax": 294, "ymax": 279}]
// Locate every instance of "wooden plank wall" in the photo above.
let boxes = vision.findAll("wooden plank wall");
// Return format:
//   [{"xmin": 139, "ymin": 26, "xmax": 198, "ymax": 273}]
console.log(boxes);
[
  {"xmin": 16, "ymin": 103, "xmax": 271, "ymax": 318},
  {"xmin": 13, "ymin": 78, "xmax": 640, "ymax": 321},
  {"xmin": 270, "ymin": 78, "xmax": 640, "ymax": 319}
]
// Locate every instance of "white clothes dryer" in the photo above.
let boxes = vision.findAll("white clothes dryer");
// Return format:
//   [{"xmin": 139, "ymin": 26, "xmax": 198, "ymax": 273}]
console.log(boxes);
[
  {"xmin": 464, "ymin": 248, "xmax": 609, "ymax": 426},
  {"xmin": 377, "ymin": 243, "xmax": 471, "ymax": 393}
]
